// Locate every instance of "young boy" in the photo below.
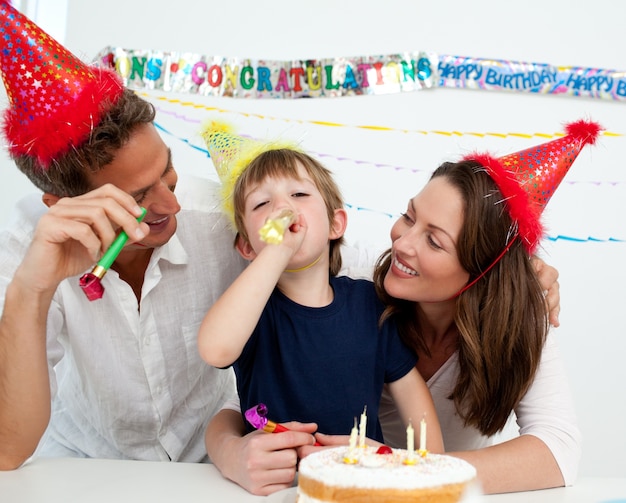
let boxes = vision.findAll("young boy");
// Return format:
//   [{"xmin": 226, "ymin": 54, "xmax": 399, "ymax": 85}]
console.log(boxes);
[{"xmin": 198, "ymin": 125, "xmax": 443, "ymax": 450}]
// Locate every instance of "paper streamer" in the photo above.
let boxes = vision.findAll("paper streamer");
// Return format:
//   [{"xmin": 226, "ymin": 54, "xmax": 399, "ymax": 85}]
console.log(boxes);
[
  {"xmin": 150, "ymin": 118, "xmax": 624, "ymax": 243},
  {"xmin": 144, "ymin": 93, "xmax": 623, "ymax": 141},
  {"xmin": 97, "ymin": 47, "xmax": 626, "ymax": 102},
  {"xmin": 548, "ymin": 236, "xmax": 624, "ymax": 243},
  {"xmin": 152, "ymin": 118, "xmax": 623, "ymax": 182}
]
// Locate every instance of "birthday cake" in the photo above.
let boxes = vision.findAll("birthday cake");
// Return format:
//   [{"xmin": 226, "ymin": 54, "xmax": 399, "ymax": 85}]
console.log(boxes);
[{"xmin": 296, "ymin": 446, "xmax": 477, "ymax": 503}]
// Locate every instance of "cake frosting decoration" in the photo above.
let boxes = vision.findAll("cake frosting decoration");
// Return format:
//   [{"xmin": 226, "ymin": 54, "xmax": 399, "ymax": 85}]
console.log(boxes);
[{"xmin": 297, "ymin": 446, "xmax": 477, "ymax": 503}]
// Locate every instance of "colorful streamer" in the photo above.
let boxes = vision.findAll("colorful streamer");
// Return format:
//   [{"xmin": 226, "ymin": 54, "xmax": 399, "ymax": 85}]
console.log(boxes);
[
  {"xmin": 144, "ymin": 93, "xmax": 623, "ymax": 140},
  {"xmin": 152, "ymin": 118, "xmax": 623, "ymax": 182},
  {"xmin": 151, "ymin": 117, "xmax": 626, "ymax": 243}
]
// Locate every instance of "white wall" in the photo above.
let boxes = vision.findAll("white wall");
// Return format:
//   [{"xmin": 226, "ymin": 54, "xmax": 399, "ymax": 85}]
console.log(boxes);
[
  {"xmin": 0, "ymin": 0, "xmax": 69, "ymax": 218},
  {"xmin": 1, "ymin": 0, "xmax": 624, "ymax": 478}
]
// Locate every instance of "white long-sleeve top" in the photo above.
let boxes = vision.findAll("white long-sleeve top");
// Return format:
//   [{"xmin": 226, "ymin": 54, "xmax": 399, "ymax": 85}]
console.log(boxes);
[
  {"xmin": 0, "ymin": 177, "xmax": 246, "ymax": 462},
  {"xmin": 379, "ymin": 332, "xmax": 582, "ymax": 485}
]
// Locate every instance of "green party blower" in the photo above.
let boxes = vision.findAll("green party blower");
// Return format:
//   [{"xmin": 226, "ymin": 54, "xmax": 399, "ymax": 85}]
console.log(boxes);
[{"xmin": 79, "ymin": 207, "xmax": 147, "ymax": 301}]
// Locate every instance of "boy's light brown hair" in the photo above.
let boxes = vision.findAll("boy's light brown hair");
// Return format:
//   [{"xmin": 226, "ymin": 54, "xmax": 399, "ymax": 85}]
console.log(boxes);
[{"xmin": 232, "ymin": 148, "xmax": 345, "ymax": 276}]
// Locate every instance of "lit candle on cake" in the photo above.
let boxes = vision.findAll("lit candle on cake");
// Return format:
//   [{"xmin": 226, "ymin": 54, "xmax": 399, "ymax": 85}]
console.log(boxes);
[
  {"xmin": 343, "ymin": 417, "xmax": 359, "ymax": 464},
  {"xmin": 419, "ymin": 417, "xmax": 428, "ymax": 456},
  {"xmin": 404, "ymin": 420, "xmax": 416, "ymax": 465},
  {"xmin": 358, "ymin": 406, "xmax": 367, "ymax": 448},
  {"xmin": 349, "ymin": 418, "xmax": 358, "ymax": 450}
]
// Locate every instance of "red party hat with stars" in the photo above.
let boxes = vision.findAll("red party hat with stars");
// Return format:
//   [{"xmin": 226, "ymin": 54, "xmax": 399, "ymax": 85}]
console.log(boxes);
[
  {"xmin": 465, "ymin": 119, "xmax": 602, "ymax": 253},
  {"xmin": 0, "ymin": 1, "xmax": 124, "ymax": 169}
]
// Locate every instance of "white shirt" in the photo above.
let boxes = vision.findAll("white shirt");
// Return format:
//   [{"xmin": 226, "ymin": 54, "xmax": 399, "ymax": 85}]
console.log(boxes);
[
  {"xmin": 378, "ymin": 333, "xmax": 581, "ymax": 485},
  {"xmin": 0, "ymin": 177, "xmax": 247, "ymax": 462}
]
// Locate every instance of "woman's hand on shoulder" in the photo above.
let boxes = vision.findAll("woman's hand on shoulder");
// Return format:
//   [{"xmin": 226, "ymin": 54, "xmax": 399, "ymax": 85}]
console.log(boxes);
[{"xmin": 531, "ymin": 256, "xmax": 560, "ymax": 327}]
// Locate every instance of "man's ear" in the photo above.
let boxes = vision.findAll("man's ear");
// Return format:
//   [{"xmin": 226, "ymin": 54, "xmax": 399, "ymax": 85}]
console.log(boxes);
[
  {"xmin": 329, "ymin": 208, "xmax": 348, "ymax": 240},
  {"xmin": 42, "ymin": 193, "xmax": 61, "ymax": 208},
  {"xmin": 235, "ymin": 234, "xmax": 258, "ymax": 261}
]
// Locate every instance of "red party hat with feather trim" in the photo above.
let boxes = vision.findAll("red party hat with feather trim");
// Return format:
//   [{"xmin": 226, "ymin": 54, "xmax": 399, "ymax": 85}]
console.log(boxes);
[
  {"xmin": 0, "ymin": 1, "xmax": 123, "ymax": 169},
  {"xmin": 464, "ymin": 119, "xmax": 602, "ymax": 254}
]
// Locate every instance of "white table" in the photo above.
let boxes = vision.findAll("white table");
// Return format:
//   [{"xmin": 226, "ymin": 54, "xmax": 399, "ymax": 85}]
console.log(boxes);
[{"xmin": 0, "ymin": 457, "xmax": 624, "ymax": 503}]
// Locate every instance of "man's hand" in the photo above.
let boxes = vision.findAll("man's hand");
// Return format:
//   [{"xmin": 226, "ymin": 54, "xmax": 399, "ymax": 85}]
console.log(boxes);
[
  {"xmin": 15, "ymin": 184, "xmax": 148, "ymax": 295},
  {"xmin": 532, "ymin": 256, "xmax": 560, "ymax": 327}
]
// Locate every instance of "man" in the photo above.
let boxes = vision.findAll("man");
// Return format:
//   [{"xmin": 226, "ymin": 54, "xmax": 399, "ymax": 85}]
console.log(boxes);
[{"xmin": 0, "ymin": 2, "xmax": 248, "ymax": 467}]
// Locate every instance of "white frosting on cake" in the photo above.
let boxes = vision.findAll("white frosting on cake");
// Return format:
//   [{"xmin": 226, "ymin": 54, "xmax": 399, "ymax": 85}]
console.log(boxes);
[
  {"xmin": 297, "ymin": 493, "xmax": 331, "ymax": 503},
  {"xmin": 298, "ymin": 446, "xmax": 476, "ymax": 492}
]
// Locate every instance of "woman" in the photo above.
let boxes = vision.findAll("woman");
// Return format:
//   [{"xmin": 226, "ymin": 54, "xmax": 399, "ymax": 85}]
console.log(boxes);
[
  {"xmin": 370, "ymin": 120, "xmax": 601, "ymax": 492},
  {"xmin": 373, "ymin": 158, "xmax": 580, "ymax": 493}
]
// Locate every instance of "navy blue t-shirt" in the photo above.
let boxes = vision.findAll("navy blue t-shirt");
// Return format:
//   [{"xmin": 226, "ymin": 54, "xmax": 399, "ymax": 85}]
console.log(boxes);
[{"xmin": 234, "ymin": 276, "xmax": 417, "ymax": 442}]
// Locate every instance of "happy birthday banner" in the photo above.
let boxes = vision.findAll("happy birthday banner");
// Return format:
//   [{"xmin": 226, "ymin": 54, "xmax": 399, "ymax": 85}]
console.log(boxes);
[{"xmin": 97, "ymin": 47, "xmax": 626, "ymax": 101}]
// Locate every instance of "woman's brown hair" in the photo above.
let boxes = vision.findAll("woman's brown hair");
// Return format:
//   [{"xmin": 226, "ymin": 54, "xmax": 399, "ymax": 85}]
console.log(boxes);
[{"xmin": 374, "ymin": 159, "xmax": 549, "ymax": 436}]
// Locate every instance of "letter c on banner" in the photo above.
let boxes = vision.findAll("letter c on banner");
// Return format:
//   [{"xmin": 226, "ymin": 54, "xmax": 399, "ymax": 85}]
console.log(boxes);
[{"xmin": 192, "ymin": 61, "xmax": 207, "ymax": 86}]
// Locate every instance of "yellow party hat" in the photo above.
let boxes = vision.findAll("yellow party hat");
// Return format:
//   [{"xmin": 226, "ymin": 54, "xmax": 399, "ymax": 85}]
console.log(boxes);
[{"xmin": 201, "ymin": 120, "xmax": 301, "ymax": 223}]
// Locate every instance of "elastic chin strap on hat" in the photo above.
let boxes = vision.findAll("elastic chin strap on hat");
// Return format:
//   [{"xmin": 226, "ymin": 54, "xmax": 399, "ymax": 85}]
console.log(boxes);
[{"xmin": 448, "ymin": 238, "xmax": 517, "ymax": 300}]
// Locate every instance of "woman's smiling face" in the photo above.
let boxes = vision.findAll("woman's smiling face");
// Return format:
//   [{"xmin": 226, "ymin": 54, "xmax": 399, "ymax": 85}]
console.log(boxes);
[{"xmin": 384, "ymin": 176, "xmax": 470, "ymax": 303}]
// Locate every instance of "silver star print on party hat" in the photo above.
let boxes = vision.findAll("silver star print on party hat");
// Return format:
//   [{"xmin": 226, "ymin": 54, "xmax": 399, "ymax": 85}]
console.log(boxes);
[{"xmin": 465, "ymin": 119, "xmax": 602, "ymax": 253}]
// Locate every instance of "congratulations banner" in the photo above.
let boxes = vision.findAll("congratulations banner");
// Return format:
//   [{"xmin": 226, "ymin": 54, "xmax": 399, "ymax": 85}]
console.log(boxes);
[
  {"xmin": 96, "ymin": 47, "xmax": 626, "ymax": 101},
  {"xmin": 97, "ymin": 47, "xmax": 437, "ymax": 98}
]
